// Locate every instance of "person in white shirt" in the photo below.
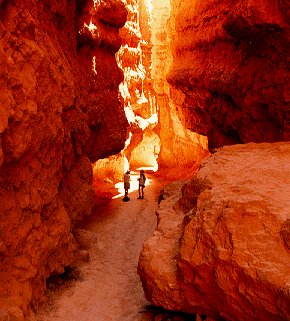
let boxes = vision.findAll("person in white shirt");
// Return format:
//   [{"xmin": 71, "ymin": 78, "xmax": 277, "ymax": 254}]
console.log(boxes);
[{"xmin": 123, "ymin": 170, "xmax": 130, "ymax": 198}]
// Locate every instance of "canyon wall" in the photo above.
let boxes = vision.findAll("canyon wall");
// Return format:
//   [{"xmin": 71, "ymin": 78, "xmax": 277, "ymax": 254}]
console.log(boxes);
[
  {"xmin": 138, "ymin": 142, "xmax": 290, "ymax": 321},
  {"xmin": 167, "ymin": 0, "xmax": 290, "ymax": 150},
  {"xmin": 138, "ymin": 1, "xmax": 290, "ymax": 318},
  {"xmin": 94, "ymin": 0, "xmax": 160, "ymax": 181},
  {"xmin": 118, "ymin": 0, "xmax": 160, "ymax": 170},
  {"xmin": 94, "ymin": 0, "xmax": 210, "ymax": 182},
  {"xmin": 0, "ymin": 0, "xmax": 127, "ymax": 319},
  {"xmin": 152, "ymin": 0, "xmax": 209, "ymax": 176}
]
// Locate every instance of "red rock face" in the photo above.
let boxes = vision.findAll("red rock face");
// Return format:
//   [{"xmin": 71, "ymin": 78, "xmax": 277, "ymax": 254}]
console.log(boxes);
[
  {"xmin": 0, "ymin": 0, "xmax": 127, "ymax": 319},
  {"xmin": 116, "ymin": 0, "xmax": 160, "ymax": 170},
  {"xmin": 138, "ymin": 142, "xmax": 290, "ymax": 321},
  {"xmin": 151, "ymin": 0, "xmax": 209, "ymax": 174},
  {"xmin": 96, "ymin": 0, "xmax": 209, "ymax": 177},
  {"xmin": 168, "ymin": 0, "xmax": 290, "ymax": 149}
]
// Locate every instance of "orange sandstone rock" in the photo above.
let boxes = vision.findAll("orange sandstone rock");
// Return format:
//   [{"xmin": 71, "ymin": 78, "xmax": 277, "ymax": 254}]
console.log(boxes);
[
  {"xmin": 138, "ymin": 142, "xmax": 290, "ymax": 321},
  {"xmin": 167, "ymin": 0, "xmax": 290, "ymax": 149},
  {"xmin": 0, "ymin": 0, "xmax": 127, "ymax": 319},
  {"xmin": 151, "ymin": 0, "xmax": 209, "ymax": 172}
]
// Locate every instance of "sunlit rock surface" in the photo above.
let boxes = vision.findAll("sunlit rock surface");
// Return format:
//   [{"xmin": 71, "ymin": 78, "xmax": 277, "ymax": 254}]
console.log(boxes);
[
  {"xmin": 101, "ymin": 0, "xmax": 209, "ymax": 177},
  {"xmin": 139, "ymin": 142, "xmax": 290, "ymax": 321},
  {"xmin": 93, "ymin": 0, "xmax": 159, "ymax": 178},
  {"xmin": 167, "ymin": 0, "xmax": 290, "ymax": 149},
  {"xmin": 118, "ymin": 0, "xmax": 155, "ymax": 119},
  {"xmin": 116, "ymin": 0, "xmax": 161, "ymax": 171},
  {"xmin": 0, "ymin": 0, "xmax": 127, "ymax": 319},
  {"xmin": 152, "ymin": 0, "xmax": 209, "ymax": 174}
]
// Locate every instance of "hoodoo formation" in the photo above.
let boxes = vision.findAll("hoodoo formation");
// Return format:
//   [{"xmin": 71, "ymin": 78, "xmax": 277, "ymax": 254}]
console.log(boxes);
[{"xmin": 0, "ymin": 0, "xmax": 289, "ymax": 321}]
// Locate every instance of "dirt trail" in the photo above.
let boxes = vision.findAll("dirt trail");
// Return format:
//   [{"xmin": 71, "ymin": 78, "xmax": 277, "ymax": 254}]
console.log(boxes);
[{"xmin": 36, "ymin": 172, "xmax": 163, "ymax": 321}]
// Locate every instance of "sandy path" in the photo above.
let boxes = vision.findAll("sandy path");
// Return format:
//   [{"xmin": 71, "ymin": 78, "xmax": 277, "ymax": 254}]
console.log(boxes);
[{"xmin": 36, "ymin": 172, "xmax": 162, "ymax": 321}]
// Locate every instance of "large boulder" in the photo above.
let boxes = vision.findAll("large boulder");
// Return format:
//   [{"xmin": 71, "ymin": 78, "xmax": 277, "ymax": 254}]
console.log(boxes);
[{"xmin": 138, "ymin": 142, "xmax": 290, "ymax": 321}]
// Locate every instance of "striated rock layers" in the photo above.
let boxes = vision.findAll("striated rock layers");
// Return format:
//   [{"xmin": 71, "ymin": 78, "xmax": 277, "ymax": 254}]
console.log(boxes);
[
  {"xmin": 118, "ymin": 0, "xmax": 160, "ymax": 170},
  {"xmin": 167, "ymin": 0, "xmax": 290, "ymax": 149},
  {"xmin": 93, "ymin": 0, "xmax": 159, "ymax": 178},
  {"xmin": 0, "ymin": 0, "xmax": 127, "ymax": 319},
  {"xmin": 138, "ymin": 142, "xmax": 290, "ymax": 321},
  {"xmin": 118, "ymin": 0, "xmax": 155, "ymax": 119}
]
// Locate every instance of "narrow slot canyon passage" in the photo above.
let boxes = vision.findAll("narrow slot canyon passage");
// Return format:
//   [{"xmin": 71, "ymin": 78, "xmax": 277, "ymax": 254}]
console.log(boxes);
[
  {"xmin": 1, "ymin": 0, "xmax": 289, "ymax": 320},
  {"xmin": 36, "ymin": 172, "xmax": 165, "ymax": 321},
  {"xmin": 36, "ymin": 0, "xmax": 204, "ymax": 318}
]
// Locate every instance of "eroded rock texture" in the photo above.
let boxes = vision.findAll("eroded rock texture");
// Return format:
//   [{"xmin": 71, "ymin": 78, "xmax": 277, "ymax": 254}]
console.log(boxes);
[
  {"xmin": 119, "ymin": 0, "xmax": 161, "ymax": 170},
  {"xmin": 118, "ymin": 0, "xmax": 155, "ymax": 119},
  {"xmin": 168, "ymin": 0, "xmax": 290, "ymax": 149},
  {"xmin": 0, "ymin": 0, "xmax": 127, "ymax": 319},
  {"xmin": 152, "ymin": 0, "xmax": 209, "ymax": 175},
  {"xmin": 93, "ymin": 0, "xmax": 159, "ymax": 177},
  {"xmin": 138, "ymin": 142, "xmax": 290, "ymax": 321}
]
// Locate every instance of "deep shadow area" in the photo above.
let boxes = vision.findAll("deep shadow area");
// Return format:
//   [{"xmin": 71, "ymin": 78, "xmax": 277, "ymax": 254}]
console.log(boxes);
[
  {"xmin": 139, "ymin": 304, "xmax": 198, "ymax": 320},
  {"xmin": 46, "ymin": 267, "xmax": 83, "ymax": 291}
]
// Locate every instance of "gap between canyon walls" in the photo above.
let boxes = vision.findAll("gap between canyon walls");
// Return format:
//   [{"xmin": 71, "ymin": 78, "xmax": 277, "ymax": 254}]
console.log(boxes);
[
  {"xmin": 0, "ymin": 0, "xmax": 208, "ymax": 319},
  {"xmin": 93, "ymin": 0, "xmax": 209, "ymax": 184}
]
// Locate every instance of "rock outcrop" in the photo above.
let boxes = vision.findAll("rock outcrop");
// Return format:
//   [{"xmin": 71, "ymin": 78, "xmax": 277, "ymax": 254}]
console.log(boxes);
[
  {"xmin": 138, "ymin": 142, "xmax": 290, "ymax": 321},
  {"xmin": 0, "ymin": 0, "xmax": 127, "ymax": 319},
  {"xmin": 118, "ymin": 0, "xmax": 155, "ymax": 120},
  {"xmin": 153, "ymin": 0, "xmax": 209, "ymax": 173},
  {"xmin": 93, "ymin": 0, "xmax": 160, "ymax": 178},
  {"xmin": 100, "ymin": 0, "xmax": 209, "ymax": 178},
  {"xmin": 167, "ymin": 0, "xmax": 290, "ymax": 149}
]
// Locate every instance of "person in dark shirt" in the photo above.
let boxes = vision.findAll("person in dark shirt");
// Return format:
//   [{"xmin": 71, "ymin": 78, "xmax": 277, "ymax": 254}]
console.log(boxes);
[{"xmin": 137, "ymin": 170, "xmax": 146, "ymax": 199}]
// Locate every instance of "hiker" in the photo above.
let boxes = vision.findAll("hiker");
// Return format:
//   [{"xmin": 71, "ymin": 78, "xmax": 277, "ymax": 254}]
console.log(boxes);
[
  {"xmin": 137, "ymin": 170, "xmax": 146, "ymax": 199},
  {"xmin": 123, "ymin": 170, "xmax": 130, "ymax": 199}
]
